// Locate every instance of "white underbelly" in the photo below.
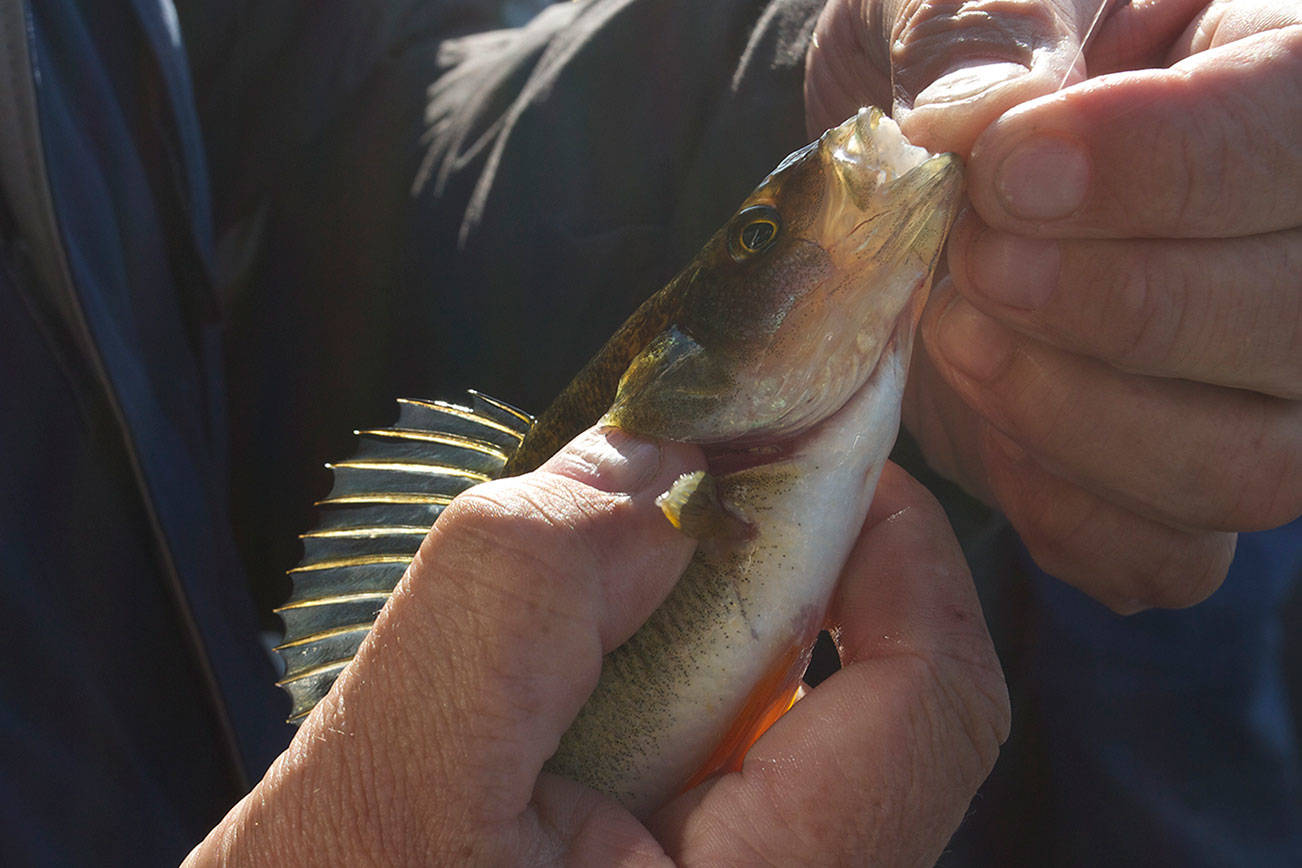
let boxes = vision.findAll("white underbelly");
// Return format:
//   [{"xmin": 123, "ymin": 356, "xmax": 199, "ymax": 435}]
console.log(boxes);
[{"xmin": 547, "ymin": 351, "xmax": 908, "ymax": 817}]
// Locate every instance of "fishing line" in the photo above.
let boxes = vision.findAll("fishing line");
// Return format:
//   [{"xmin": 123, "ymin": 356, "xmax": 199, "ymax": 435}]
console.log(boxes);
[{"xmin": 1059, "ymin": 0, "xmax": 1122, "ymax": 90}]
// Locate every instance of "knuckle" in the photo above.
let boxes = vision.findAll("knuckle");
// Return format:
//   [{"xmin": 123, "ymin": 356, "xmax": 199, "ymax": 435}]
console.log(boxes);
[
  {"xmin": 1159, "ymin": 80, "xmax": 1243, "ymax": 235},
  {"xmin": 807, "ymin": 0, "xmax": 893, "ymax": 119},
  {"xmin": 903, "ymin": 653, "xmax": 1006, "ymax": 802},
  {"xmin": 437, "ymin": 481, "xmax": 540, "ymax": 539},
  {"xmin": 1106, "ymin": 245, "xmax": 1185, "ymax": 372},
  {"xmin": 933, "ymin": 646, "xmax": 1010, "ymax": 774},
  {"xmin": 433, "ymin": 479, "xmax": 604, "ymax": 611},
  {"xmin": 444, "ymin": 477, "xmax": 597, "ymax": 552},
  {"xmin": 1199, "ymin": 403, "xmax": 1302, "ymax": 530}
]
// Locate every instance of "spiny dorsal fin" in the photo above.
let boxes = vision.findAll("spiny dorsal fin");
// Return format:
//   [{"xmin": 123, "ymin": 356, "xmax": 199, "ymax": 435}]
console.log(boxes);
[{"xmin": 275, "ymin": 392, "xmax": 533, "ymax": 723}]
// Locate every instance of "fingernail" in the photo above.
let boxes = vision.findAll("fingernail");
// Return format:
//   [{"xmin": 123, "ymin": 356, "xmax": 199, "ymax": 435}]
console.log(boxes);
[
  {"xmin": 913, "ymin": 61, "xmax": 1028, "ymax": 108},
  {"xmin": 968, "ymin": 228, "xmax": 1060, "ymax": 310},
  {"xmin": 934, "ymin": 295, "xmax": 1016, "ymax": 382},
  {"xmin": 995, "ymin": 135, "xmax": 1090, "ymax": 220},
  {"xmin": 549, "ymin": 427, "xmax": 661, "ymax": 494}
]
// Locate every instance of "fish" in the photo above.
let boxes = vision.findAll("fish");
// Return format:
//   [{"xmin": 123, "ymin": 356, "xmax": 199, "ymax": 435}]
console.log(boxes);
[{"xmin": 274, "ymin": 107, "xmax": 963, "ymax": 818}]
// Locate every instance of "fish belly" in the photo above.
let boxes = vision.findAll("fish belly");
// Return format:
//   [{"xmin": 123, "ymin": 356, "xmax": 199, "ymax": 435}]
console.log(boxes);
[{"xmin": 545, "ymin": 351, "xmax": 908, "ymax": 817}]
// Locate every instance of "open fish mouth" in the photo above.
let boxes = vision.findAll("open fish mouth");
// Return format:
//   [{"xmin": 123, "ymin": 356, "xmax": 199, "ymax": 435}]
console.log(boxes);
[
  {"xmin": 819, "ymin": 108, "xmax": 964, "ymax": 267},
  {"xmin": 828, "ymin": 108, "xmax": 938, "ymax": 205}
]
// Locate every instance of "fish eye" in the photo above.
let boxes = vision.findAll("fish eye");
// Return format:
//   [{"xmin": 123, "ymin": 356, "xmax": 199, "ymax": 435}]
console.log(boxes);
[{"xmin": 730, "ymin": 205, "xmax": 781, "ymax": 260}]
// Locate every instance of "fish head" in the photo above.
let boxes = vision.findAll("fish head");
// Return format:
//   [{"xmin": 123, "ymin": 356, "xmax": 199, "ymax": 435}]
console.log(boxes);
[{"xmin": 606, "ymin": 107, "xmax": 963, "ymax": 446}]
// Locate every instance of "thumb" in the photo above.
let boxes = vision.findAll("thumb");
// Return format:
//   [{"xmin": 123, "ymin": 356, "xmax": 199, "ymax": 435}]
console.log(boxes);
[
  {"xmin": 327, "ymin": 427, "xmax": 701, "ymax": 836},
  {"xmin": 894, "ymin": 0, "xmax": 1111, "ymax": 154},
  {"xmin": 806, "ymin": 0, "xmax": 1110, "ymax": 155},
  {"xmin": 191, "ymin": 427, "xmax": 704, "ymax": 865},
  {"xmin": 369, "ymin": 425, "xmax": 704, "ymax": 818}
]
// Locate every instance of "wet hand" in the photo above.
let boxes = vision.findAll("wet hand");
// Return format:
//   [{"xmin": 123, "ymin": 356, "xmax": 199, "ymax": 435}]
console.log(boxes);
[
  {"xmin": 807, "ymin": 0, "xmax": 1302, "ymax": 611},
  {"xmin": 187, "ymin": 428, "xmax": 1006, "ymax": 865}
]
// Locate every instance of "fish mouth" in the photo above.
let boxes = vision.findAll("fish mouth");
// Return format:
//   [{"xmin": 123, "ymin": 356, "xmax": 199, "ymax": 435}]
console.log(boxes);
[
  {"xmin": 819, "ymin": 108, "xmax": 964, "ymax": 266},
  {"xmin": 825, "ymin": 108, "xmax": 938, "ymax": 208}
]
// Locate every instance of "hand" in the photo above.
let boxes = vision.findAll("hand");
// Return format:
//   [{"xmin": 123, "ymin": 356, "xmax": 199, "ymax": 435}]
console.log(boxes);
[
  {"xmin": 187, "ymin": 427, "xmax": 1007, "ymax": 865},
  {"xmin": 806, "ymin": 0, "xmax": 1302, "ymax": 611}
]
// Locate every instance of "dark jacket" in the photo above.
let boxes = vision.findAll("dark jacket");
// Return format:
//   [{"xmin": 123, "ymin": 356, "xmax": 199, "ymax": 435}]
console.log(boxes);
[
  {"xmin": 0, "ymin": 0, "xmax": 821, "ymax": 862},
  {"xmin": 2, "ymin": 0, "xmax": 1298, "ymax": 864}
]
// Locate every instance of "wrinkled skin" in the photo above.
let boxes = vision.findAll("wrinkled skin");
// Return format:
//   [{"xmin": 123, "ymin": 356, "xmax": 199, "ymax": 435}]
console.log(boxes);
[
  {"xmin": 188, "ymin": 430, "xmax": 1007, "ymax": 865},
  {"xmin": 808, "ymin": 0, "xmax": 1302, "ymax": 611}
]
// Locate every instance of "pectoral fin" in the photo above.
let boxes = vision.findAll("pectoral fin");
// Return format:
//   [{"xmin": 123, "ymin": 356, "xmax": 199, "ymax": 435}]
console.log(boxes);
[{"xmin": 655, "ymin": 470, "xmax": 753, "ymax": 542}]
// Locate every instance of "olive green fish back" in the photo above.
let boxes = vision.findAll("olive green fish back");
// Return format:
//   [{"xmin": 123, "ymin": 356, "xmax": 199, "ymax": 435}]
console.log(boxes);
[{"xmin": 274, "ymin": 392, "xmax": 533, "ymax": 723}]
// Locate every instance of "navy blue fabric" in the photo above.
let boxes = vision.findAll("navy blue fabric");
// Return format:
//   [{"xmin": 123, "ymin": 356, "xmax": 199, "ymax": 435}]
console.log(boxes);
[
  {"xmin": 0, "ymin": 252, "xmax": 239, "ymax": 864},
  {"xmin": 1024, "ymin": 521, "xmax": 1302, "ymax": 866},
  {"xmin": 126, "ymin": 0, "xmax": 216, "ymax": 258},
  {"xmin": 0, "ymin": 1, "xmax": 290, "ymax": 861}
]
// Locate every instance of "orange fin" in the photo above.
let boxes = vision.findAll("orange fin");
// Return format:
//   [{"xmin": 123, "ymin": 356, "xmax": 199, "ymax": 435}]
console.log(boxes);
[{"xmin": 679, "ymin": 639, "xmax": 813, "ymax": 793}]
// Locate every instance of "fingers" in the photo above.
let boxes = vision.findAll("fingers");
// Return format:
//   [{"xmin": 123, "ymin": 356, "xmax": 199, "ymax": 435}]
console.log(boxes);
[
  {"xmin": 649, "ymin": 464, "xmax": 1007, "ymax": 866},
  {"xmin": 804, "ymin": 0, "xmax": 894, "ymax": 137},
  {"xmin": 889, "ymin": 0, "xmax": 1098, "ymax": 154},
  {"xmin": 976, "ymin": 423, "xmax": 1239, "ymax": 611},
  {"xmin": 192, "ymin": 428, "xmax": 703, "ymax": 865},
  {"xmin": 1085, "ymin": 0, "xmax": 1207, "ymax": 73},
  {"xmin": 1169, "ymin": 0, "xmax": 1302, "ymax": 58},
  {"xmin": 967, "ymin": 25, "xmax": 1302, "ymax": 236},
  {"xmin": 307, "ymin": 427, "xmax": 703, "ymax": 834},
  {"xmin": 948, "ymin": 211, "xmax": 1302, "ymax": 397},
  {"xmin": 906, "ymin": 332, "xmax": 1241, "ymax": 610},
  {"xmin": 805, "ymin": 0, "xmax": 1106, "ymax": 155},
  {"xmin": 920, "ymin": 278, "xmax": 1302, "ymax": 534}
]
